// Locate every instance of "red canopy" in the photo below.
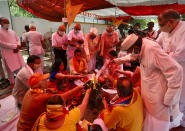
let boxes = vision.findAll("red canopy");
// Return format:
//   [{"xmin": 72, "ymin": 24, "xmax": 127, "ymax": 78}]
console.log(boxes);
[
  {"xmin": 17, "ymin": 0, "xmax": 113, "ymax": 22},
  {"xmin": 17, "ymin": 0, "xmax": 185, "ymax": 22},
  {"xmin": 118, "ymin": 3, "xmax": 185, "ymax": 16}
]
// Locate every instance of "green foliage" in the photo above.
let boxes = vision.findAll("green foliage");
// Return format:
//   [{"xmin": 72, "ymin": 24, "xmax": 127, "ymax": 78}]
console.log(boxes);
[
  {"xmin": 8, "ymin": 0, "xmax": 37, "ymax": 18},
  {"xmin": 182, "ymin": 13, "xmax": 185, "ymax": 21},
  {"xmin": 128, "ymin": 18, "xmax": 158, "ymax": 30}
]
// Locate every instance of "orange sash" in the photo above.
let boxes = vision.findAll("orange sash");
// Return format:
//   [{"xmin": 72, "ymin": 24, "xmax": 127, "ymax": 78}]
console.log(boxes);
[{"xmin": 73, "ymin": 57, "xmax": 86, "ymax": 73}]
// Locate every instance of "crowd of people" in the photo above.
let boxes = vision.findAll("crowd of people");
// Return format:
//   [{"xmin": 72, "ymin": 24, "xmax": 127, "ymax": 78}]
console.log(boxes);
[{"xmin": 0, "ymin": 9, "xmax": 185, "ymax": 131}]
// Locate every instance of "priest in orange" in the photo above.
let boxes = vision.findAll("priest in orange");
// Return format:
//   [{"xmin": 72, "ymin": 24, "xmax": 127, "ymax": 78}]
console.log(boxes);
[{"xmin": 69, "ymin": 49, "xmax": 88, "ymax": 75}]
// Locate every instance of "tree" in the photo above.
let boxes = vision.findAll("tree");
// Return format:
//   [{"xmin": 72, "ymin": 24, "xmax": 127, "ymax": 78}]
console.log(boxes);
[{"xmin": 8, "ymin": 0, "xmax": 37, "ymax": 18}]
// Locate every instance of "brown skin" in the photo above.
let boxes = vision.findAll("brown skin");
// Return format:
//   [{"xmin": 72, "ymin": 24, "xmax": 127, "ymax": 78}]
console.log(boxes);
[
  {"xmin": 28, "ymin": 59, "xmax": 41, "ymax": 72},
  {"xmin": 75, "ymin": 52, "xmax": 82, "ymax": 62},
  {"xmin": 158, "ymin": 15, "xmax": 179, "ymax": 33}
]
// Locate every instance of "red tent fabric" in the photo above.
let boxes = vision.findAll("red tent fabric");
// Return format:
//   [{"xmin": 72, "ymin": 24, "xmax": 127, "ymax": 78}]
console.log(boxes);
[
  {"xmin": 118, "ymin": 3, "xmax": 185, "ymax": 16},
  {"xmin": 16, "ymin": 0, "xmax": 114, "ymax": 22}
]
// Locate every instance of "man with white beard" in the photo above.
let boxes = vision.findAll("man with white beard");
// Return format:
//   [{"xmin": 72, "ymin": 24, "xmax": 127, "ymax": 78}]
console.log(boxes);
[
  {"xmin": 157, "ymin": 9, "xmax": 185, "ymax": 128},
  {"xmin": 112, "ymin": 33, "xmax": 183, "ymax": 131}
]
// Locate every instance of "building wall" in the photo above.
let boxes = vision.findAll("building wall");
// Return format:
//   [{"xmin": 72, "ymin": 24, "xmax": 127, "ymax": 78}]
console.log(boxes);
[
  {"xmin": 11, "ymin": 16, "xmax": 107, "ymax": 37},
  {"xmin": 0, "ymin": 1, "xmax": 12, "ymax": 29}
]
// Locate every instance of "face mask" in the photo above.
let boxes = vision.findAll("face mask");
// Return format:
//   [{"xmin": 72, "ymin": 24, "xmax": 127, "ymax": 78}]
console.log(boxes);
[
  {"xmin": 90, "ymin": 35, "xmax": 96, "ymax": 40},
  {"xmin": 34, "ymin": 63, "xmax": 41, "ymax": 70},
  {"xmin": 2, "ymin": 24, "xmax": 9, "ymax": 30},
  {"xmin": 58, "ymin": 31, "xmax": 64, "ymax": 36},
  {"xmin": 75, "ymin": 30, "xmax": 80, "ymax": 34},
  {"xmin": 107, "ymin": 32, "xmax": 113, "ymax": 36}
]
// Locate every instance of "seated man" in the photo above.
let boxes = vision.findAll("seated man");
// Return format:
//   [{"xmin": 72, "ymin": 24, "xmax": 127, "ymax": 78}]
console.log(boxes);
[
  {"xmin": 17, "ymin": 73, "xmax": 84, "ymax": 131},
  {"xmin": 69, "ymin": 49, "xmax": 88, "ymax": 75},
  {"xmin": 12, "ymin": 55, "xmax": 41, "ymax": 109},
  {"xmin": 100, "ymin": 77, "xmax": 143, "ymax": 131},
  {"xmin": 32, "ymin": 89, "xmax": 91, "ymax": 131}
]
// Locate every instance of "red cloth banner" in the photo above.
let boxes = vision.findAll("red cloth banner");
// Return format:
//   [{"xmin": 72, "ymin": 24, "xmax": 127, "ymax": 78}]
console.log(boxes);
[{"xmin": 118, "ymin": 3, "xmax": 185, "ymax": 16}]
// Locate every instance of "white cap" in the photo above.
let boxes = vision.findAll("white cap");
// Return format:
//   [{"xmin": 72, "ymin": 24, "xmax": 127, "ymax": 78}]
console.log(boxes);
[
  {"xmin": 90, "ymin": 27, "xmax": 98, "ymax": 34},
  {"xmin": 121, "ymin": 34, "xmax": 138, "ymax": 51},
  {"xmin": 29, "ymin": 24, "xmax": 36, "ymax": 29}
]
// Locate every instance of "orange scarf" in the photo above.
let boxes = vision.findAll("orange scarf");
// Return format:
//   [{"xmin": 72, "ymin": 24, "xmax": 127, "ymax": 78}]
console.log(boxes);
[
  {"xmin": 46, "ymin": 105, "xmax": 65, "ymax": 120},
  {"xmin": 73, "ymin": 57, "xmax": 86, "ymax": 73}
]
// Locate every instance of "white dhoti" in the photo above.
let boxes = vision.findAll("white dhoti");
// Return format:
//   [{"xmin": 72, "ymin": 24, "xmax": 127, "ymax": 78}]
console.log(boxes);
[
  {"xmin": 180, "ymin": 103, "xmax": 185, "ymax": 127},
  {"xmin": 179, "ymin": 62, "xmax": 185, "ymax": 127},
  {"xmin": 143, "ymin": 111, "xmax": 169, "ymax": 131},
  {"xmin": 0, "ymin": 57, "xmax": 5, "ymax": 79},
  {"xmin": 88, "ymin": 54, "xmax": 96, "ymax": 72},
  {"xmin": 4, "ymin": 61, "xmax": 20, "ymax": 84},
  {"xmin": 36, "ymin": 54, "xmax": 44, "ymax": 74}
]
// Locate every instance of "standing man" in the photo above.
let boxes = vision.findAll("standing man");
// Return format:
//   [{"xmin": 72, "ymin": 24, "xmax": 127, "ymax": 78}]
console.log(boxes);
[
  {"xmin": 22, "ymin": 25, "xmax": 30, "ymax": 55},
  {"xmin": 12, "ymin": 55, "xmax": 41, "ymax": 109},
  {"xmin": 143, "ymin": 22, "xmax": 157, "ymax": 39},
  {"xmin": 0, "ymin": 17, "xmax": 25, "ymax": 87},
  {"xmin": 157, "ymin": 9, "xmax": 185, "ymax": 127},
  {"xmin": 84, "ymin": 27, "xmax": 100, "ymax": 72},
  {"xmin": 23, "ymin": 24, "xmax": 45, "ymax": 74},
  {"xmin": 100, "ymin": 25, "xmax": 119, "ymax": 62},
  {"xmin": 68, "ymin": 23, "xmax": 84, "ymax": 60},
  {"xmin": 52, "ymin": 25, "xmax": 68, "ymax": 70},
  {"xmin": 112, "ymin": 34, "xmax": 183, "ymax": 131}
]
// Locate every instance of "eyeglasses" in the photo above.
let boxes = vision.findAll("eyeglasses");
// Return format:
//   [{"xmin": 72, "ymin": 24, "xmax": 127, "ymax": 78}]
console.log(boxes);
[{"xmin": 158, "ymin": 18, "xmax": 175, "ymax": 27}]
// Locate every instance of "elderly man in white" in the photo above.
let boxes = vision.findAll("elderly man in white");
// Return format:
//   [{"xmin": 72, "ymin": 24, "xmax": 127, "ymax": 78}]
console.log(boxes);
[
  {"xmin": 112, "ymin": 33, "xmax": 183, "ymax": 131},
  {"xmin": 84, "ymin": 28, "xmax": 100, "ymax": 72},
  {"xmin": 23, "ymin": 24, "xmax": 45, "ymax": 74},
  {"xmin": 0, "ymin": 18, "xmax": 25, "ymax": 86},
  {"xmin": 12, "ymin": 55, "xmax": 41, "ymax": 109},
  {"xmin": 157, "ymin": 9, "xmax": 185, "ymax": 128}
]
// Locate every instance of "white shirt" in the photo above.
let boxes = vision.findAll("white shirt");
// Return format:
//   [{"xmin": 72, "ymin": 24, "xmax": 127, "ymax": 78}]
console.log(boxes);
[{"xmin": 23, "ymin": 31, "xmax": 44, "ymax": 55}]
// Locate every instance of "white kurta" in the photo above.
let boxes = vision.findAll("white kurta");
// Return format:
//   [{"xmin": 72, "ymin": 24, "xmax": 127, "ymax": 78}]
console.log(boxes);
[
  {"xmin": 23, "ymin": 31, "xmax": 44, "ymax": 56},
  {"xmin": 23, "ymin": 31, "xmax": 44, "ymax": 74},
  {"xmin": 67, "ymin": 30, "xmax": 84, "ymax": 60},
  {"xmin": 12, "ymin": 65, "xmax": 33, "ymax": 104},
  {"xmin": 157, "ymin": 21, "xmax": 185, "ymax": 126},
  {"xmin": 114, "ymin": 38, "xmax": 183, "ymax": 130},
  {"xmin": 0, "ymin": 28, "xmax": 25, "ymax": 72}
]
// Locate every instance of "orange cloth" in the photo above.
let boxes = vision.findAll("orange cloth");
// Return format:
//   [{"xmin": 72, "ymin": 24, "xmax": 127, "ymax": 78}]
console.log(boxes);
[
  {"xmin": 46, "ymin": 105, "xmax": 64, "ymax": 119},
  {"xmin": 72, "ymin": 57, "xmax": 86, "ymax": 73},
  {"xmin": 102, "ymin": 89, "xmax": 144, "ymax": 131},
  {"xmin": 32, "ymin": 107, "xmax": 81, "ymax": 131},
  {"xmin": 29, "ymin": 73, "xmax": 49, "ymax": 88},
  {"xmin": 17, "ymin": 90, "xmax": 55, "ymax": 131},
  {"xmin": 66, "ymin": 0, "xmax": 83, "ymax": 27}
]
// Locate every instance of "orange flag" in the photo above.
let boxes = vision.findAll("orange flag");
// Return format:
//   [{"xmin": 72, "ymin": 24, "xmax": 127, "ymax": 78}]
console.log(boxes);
[
  {"xmin": 66, "ymin": 0, "xmax": 83, "ymax": 27},
  {"xmin": 112, "ymin": 19, "xmax": 123, "ymax": 27}
]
